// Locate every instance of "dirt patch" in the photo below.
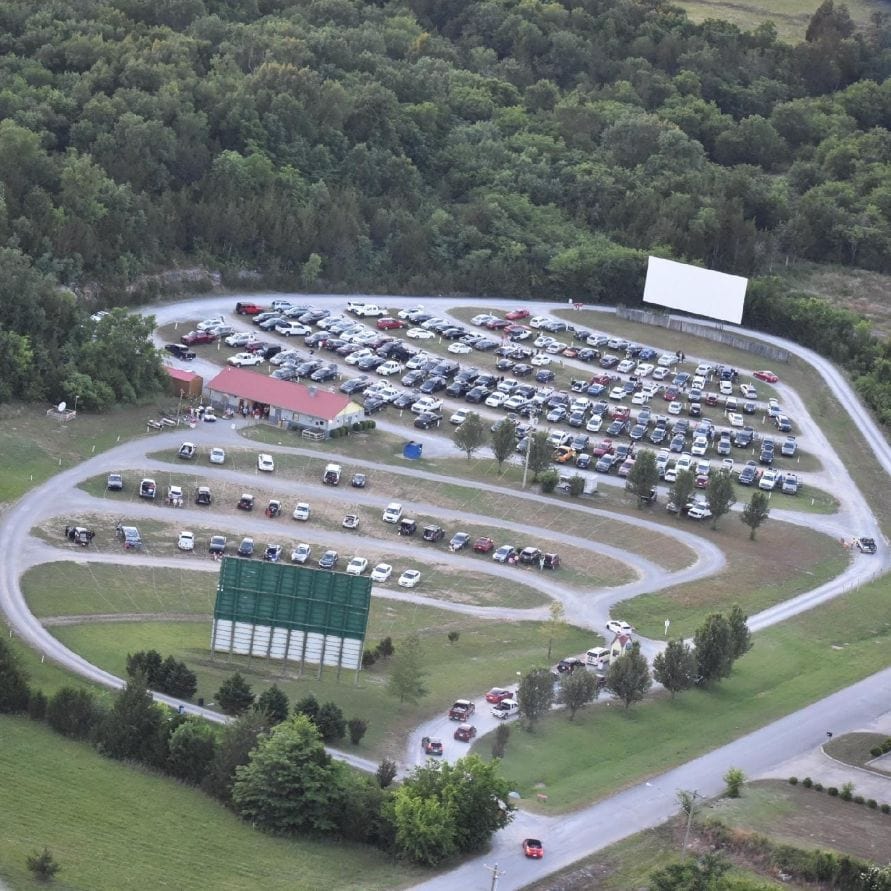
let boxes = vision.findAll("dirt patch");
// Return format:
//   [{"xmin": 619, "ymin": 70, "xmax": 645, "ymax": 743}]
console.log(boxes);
[{"xmin": 43, "ymin": 612, "xmax": 208, "ymax": 626}]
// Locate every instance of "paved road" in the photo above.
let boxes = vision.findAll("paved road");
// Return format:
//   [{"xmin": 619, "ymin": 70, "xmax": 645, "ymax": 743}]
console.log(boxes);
[{"xmin": 2, "ymin": 293, "xmax": 890, "ymax": 889}]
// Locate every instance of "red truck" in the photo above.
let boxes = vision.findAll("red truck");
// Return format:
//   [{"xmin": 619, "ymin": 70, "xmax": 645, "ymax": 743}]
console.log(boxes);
[{"xmin": 448, "ymin": 699, "xmax": 475, "ymax": 721}]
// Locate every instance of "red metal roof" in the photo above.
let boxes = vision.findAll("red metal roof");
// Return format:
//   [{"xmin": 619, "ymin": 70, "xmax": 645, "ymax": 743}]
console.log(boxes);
[
  {"xmin": 165, "ymin": 367, "xmax": 199, "ymax": 383},
  {"xmin": 207, "ymin": 367, "xmax": 354, "ymax": 421}
]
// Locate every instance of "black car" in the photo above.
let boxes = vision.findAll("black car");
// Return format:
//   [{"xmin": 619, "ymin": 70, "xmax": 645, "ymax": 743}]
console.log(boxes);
[
  {"xmin": 164, "ymin": 343, "xmax": 196, "ymax": 360},
  {"xmin": 738, "ymin": 463, "xmax": 757, "ymax": 485},
  {"xmin": 208, "ymin": 535, "xmax": 227, "ymax": 555},
  {"xmin": 318, "ymin": 550, "xmax": 339, "ymax": 569},
  {"xmin": 363, "ymin": 395, "xmax": 387, "ymax": 414},
  {"xmin": 445, "ymin": 380, "xmax": 471, "ymax": 398},
  {"xmin": 402, "ymin": 369, "xmax": 426, "ymax": 387},
  {"xmin": 449, "ymin": 532, "xmax": 471, "ymax": 551},
  {"xmin": 414, "ymin": 412, "xmax": 442, "ymax": 429},
  {"xmin": 649, "ymin": 427, "xmax": 667, "ymax": 445},
  {"xmin": 356, "ymin": 355, "xmax": 385, "ymax": 372},
  {"xmin": 556, "ymin": 657, "xmax": 584, "ymax": 674},
  {"xmin": 535, "ymin": 369, "xmax": 556, "ymax": 383},
  {"xmin": 856, "ymin": 537, "xmax": 877, "ymax": 554},
  {"xmin": 606, "ymin": 419, "xmax": 627, "ymax": 436},
  {"xmin": 310, "ymin": 365, "xmax": 338, "ymax": 382},
  {"xmin": 340, "ymin": 376, "xmax": 370, "ymax": 395},
  {"xmin": 391, "ymin": 392, "xmax": 416, "ymax": 409},
  {"xmin": 465, "ymin": 386, "xmax": 489, "ymax": 404},
  {"xmin": 420, "ymin": 376, "xmax": 447, "ymax": 394},
  {"xmin": 295, "ymin": 360, "xmax": 322, "ymax": 376},
  {"xmin": 575, "ymin": 454, "xmax": 592, "ymax": 469},
  {"xmin": 264, "ymin": 544, "xmax": 283, "ymax": 562},
  {"xmin": 237, "ymin": 537, "xmax": 255, "ymax": 558},
  {"xmin": 351, "ymin": 473, "xmax": 367, "ymax": 488}
]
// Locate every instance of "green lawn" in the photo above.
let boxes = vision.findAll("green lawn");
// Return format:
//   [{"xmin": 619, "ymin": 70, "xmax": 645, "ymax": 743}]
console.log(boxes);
[
  {"xmin": 0, "ymin": 717, "xmax": 422, "ymax": 891},
  {"xmin": 824, "ymin": 731, "xmax": 891, "ymax": 771},
  {"xmin": 483, "ymin": 571, "xmax": 891, "ymax": 811},
  {"xmin": 46, "ymin": 601, "xmax": 594, "ymax": 759}
]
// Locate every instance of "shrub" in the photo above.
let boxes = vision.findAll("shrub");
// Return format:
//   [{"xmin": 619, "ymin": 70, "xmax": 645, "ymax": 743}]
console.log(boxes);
[
  {"xmin": 854, "ymin": 795, "xmax": 865, "ymax": 805},
  {"xmin": 376, "ymin": 758, "xmax": 397, "ymax": 788},
  {"xmin": 802, "ymin": 776, "xmax": 812, "ymax": 788},
  {"xmin": 361, "ymin": 651, "xmax": 377, "ymax": 668},
  {"xmin": 814, "ymin": 782, "xmax": 823, "ymax": 791},
  {"xmin": 27, "ymin": 847, "xmax": 60, "ymax": 882},
  {"xmin": 871, "ymin": 746, "xmax": 883, "ymax": 757},
  {"xmin": 539, "ymin": 469, "xmax": 558, "ymax": 493},
  {"xmin": 567, "ymin": 474, "xmax": 585, "ymax": 497},
  {"xmin": 723, "ymin": 766, "xmax": 746, "ymax": 798},
  {"xmin": 28, "ymin": 689, "xmax": 47, "ymax": 721},
  {"xmin": 447, "ymin": 631, "xmax": 460, "ymax": 645},
  {"xmin": 880, "ymin": 803, "xmax": 890, "ymax": 814},
  {"xmin": 867, "ymin": 799, "xmax": 878, "ymax": 809},
  {"xmin": 828, "ymin": 787, "xmax": 839, "ymax": 796},
  {"xmin": 788, "ymin": 776, "xmax": 798, "ymax": 785},
  {"xmin": 347, "ymin": 718, "xmax": 368, "ymax": 746},
  {"xmin": 840, "ymin": 781, "xmax": 854, "ymax": 801}
]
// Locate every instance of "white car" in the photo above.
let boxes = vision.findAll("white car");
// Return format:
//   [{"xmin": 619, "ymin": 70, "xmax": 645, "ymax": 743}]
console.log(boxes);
[
  {"xmin": 209, "ymin": 447, "xmax": 225, "ymax": 464},
  {"xmin": 534, "ymin": 335, "xmax": 555, "ymax": 348},
  {"xmin": 667, "ymin": 401, "xmax": 682, "ymax": 415},
  {"xmin": 197, "ymin": 316, "xmax": 225, "ymax": 331},
  {"xmin": 721, "ymin": 457, "xmax": 735, "ymax": 472},
  {"xmin": 275, "ymin": 322, "xmax": 311, "ymax": 337},
  {"xmin": 257, "ymin": 453, "xmax": 275, "ymax": 472},
  {"xmin": 177, "ymin": 531, "xmax": 194, "ymax": 551},
  {"xmin": 528, "ymin": 315, "xmax": 550, "ymax": 329},
  {"xmin": 225, "ymin": 332, "xmax": 254, "ymax": 347},
  {"xmin": 504, "ymin": 395, "xmax": 527, "ymax": 411},
  {"xmin": 397, "ymin": 305, "xmax": 424, "ymax": 319},
  {"xmin": 719, "ymin": 379, "xmax": 734, "ymax": 395},
  {"xmin": 652, "ymin": 366, "xmax": 670, "ymax": 380},
  {"xmin": 657, "ymin": 353, "xmax": 679, "ymax": 367},
  {"xmin": 411, "ymin": 396, "xmax": 442, "ymax": 414},
  {"xmin": 728, "ymin": 412, "xmax": 744, "ymax": 427},
  {"xmin": 759, "ymin": 469, "xmax": 778, "ymax": 491},
  {"xmin": 370, "ymin": 563, "xmax": 393, "ymax": 583},
  {"xmin": 617, "ymin": 359, "xmax": 636, "ymax": 374},
  {"xmin": 585, "ymin": 415, "xmax": 603, "ymax": 433},
  {"xmin": 450, "ymin": 409, "xmax": 470, "ymax": 425},
  {"xmin": 345, "ymin": 349, "xmax": 374, "ymax": 366},
  {"xmin": 691, "ymin": 436, "xmax": 709, "ymax": 456},
  {"xmin": 382, "ymin": 502, "xmax": 403, "ymax": 523},
  {"xmin": 631, "ymin": 391, "xmax": 649, "ymax": 405},
  {"xmin": 471, "ymin": 313, "xmax": 498, "ymax": 326},
  {"xmin": 448, "ymin": 342, "xmax": 472, "ymax": 354},
  {"xmin": 606, "ymin": 619, "xmax": 633, "ymax": 635},
  {"xmin": 636, "ymin": 363, "xmax": 654, "ymax": 377},
  {"xmin": 531, "ymin": 354, "xmax": 551, "ymax": 366},
  {"xmin": 346, "ymin": 556, "xmax": 368, "ymax": 576},
  {"xmin": 377, "ymin": 360, "xmax": 403, "ymax": 376},
  {"xmin": 695, "ymin": 363, "xmax": 713, "ymax": 377},
  {"xmin": 292, "ymin": 502, "xmax": 311, "ymax": 521},
  {"xmin": 740, "ymin": 384, "xmax": 757, "ymax": 398},
  {"xmin": 270, "ymin": 349, "xmax": 300, "ymax": 365},
  {"xmin": 485, "ymin": 392, "xmax": 508, "ymax": 408},
  {"xmin": 228, "ymin": 352, "xmax": 263, "ymax": 367},
  {"xmin": 398, "ymin": 569, "xmax": 421, "ymax": 588},
  {"xmin": 609, "ymin": 386, "xmax": 626, "ymax": 401},
  {"xmin": 406, "ymin": 327, "xmax": 434, "ymax": 339},
  {"xmin": 291, "ymin": 543, "xmax": 312, "ymax": 563},
  {"xmin": 545, "ymin": 341, "xmax": 568, "ymax": 354}
]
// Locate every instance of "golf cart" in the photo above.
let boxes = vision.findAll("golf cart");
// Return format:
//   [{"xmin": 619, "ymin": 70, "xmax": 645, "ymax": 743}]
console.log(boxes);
[
  {"xmin": 177, "ymin": 441, "xmax": 196, "ymax": 460},
  {"xmin": 398, "ymin": 518, "xmax": 417, "ymax": 536},
  {"xmin": 237, "ymin": 493, "xmax": 255, "ymax": 511},
  {"xmin": 265, "ymin": 499, "xmax": 282, "ymax": 518}
]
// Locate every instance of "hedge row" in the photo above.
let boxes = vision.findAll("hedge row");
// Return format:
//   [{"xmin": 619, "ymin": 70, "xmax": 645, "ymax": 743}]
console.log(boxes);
[{"xmin": 789, "ymin": 776, "xmax": 891, "ymax": 813}]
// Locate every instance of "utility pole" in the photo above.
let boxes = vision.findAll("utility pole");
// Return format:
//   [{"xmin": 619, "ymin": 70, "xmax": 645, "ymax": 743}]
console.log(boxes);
[
  {"xmin": 521, "ymin": 413, "xmax": 539, "ymax": 489},
  {"xmin": 484, "ymin": 862, "xmax": 505, "ymax": 891},
  {"xmin": 681, "ymin": 789, "xmax": 702, "ymax": 853}
]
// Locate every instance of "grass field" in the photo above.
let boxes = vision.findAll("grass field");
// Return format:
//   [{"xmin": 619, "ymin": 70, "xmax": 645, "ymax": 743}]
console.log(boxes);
[
  {"xmin": 679, "ymin": 0, "xmax": 883, "ymax": 41},
  {"xmin": 482, "ymin": 570, "xmax": 891, "ymax": 811},
  {"xmin": 824, "ymin": 731, "xmax": 891, "ymax": 771},
  {"xmin": 32, "ymin": 576, "xmax": 595, "ymax": 759},
  {"xmin": 0, "ymin": 717, "xmax": 421, "ymax": 891},
  {"xmin": 707, "ymin": 780, "xmax": 891, "ymax": 864}
]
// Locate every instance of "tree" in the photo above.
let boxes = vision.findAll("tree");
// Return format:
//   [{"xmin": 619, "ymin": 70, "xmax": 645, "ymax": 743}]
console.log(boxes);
[
  {"xmin": 348, "ymin": 718, "xmax": 368, "ymax": 745},
  {"xmin": 316, "ymin": 701, "xmax": 346, "ymax": 742},
  {"xmin": 167, "ymin": 719, "xmax": 217, "ymax": 786},
  {"xmin": 376, "ymin": 758, "xmax": 398, "ymax": 788},
  {"xmin": 255, "ymin": 685, "xmax": 289, "ymax": 725},
  {"xmin": 46, "ymin": 687, "xmax": 101, "ymax": 739},
  {"xmin": 447, "ymin": 631, "xmax": 460, "ymax": 645},
  {"xmin": 627, "ymin": 448, "xmax": 659, "ymax": 506},
  {"xmin": 723, "ymin": 766, "xmax": 746, "ymax": 798},
  {"xmin": 294, "ymin": 694, "xmax": 320, "ymax": 724},
  {"xmin": 559, "ymin": 669, "xmax": 600, "ymax": 719},
  {"xmin": 126, "ymin": 650, "xmax": 163, "ymax": 686},
  {"xmin": 203, "ymin": 710, "xmax": 269, "ymax": 803},
  {"xmin": 491, "ymin": 418, "xmax": 518, "ymax": 471},
  {"xmin": 453, "ymin": 411, "xmax": 486, "ymax": 459},
  {"xmin": 652, "ymin": 640, "xmax": 698, "ymax": 699},
  {"xmin": 159, "ymin": 657, "xmax": 198, "ymax": 699},
  {"xmin": 26, "ymin": 847, "xmax": 61, "ymax": 883},
  {"xmin": 606, "ymin": 641, "xmax": 652, "ymax": 709},
  {"xmin": 375, "ymin": 637, "xmax": 395, "ymax": 660},
  {"xmin": 649, "ymin": 852, "xmax": 731, "ymax": 890},
  {"xmin": 491, "ymin": 723, "xmax": 511, "ymax": 759},
  {"xmin": 232, "ymin": 714, "xmax": 344, "ymax": 835},
  {"xmin": 741, "ymin": 491, "xmax": 770, "ymax": 540},
  {"xmin": 517, "ymin": 667, "xmax": 555, "ymax": 729},
  {"xmin": 390, "ymin": 756, "xmax": 515, "ymax": 864},
  {"xmin": 96, "ymin": 676, "xmax": 166, "ymax": 766},
  {"xmin": 215, "ymin": 672, "xmax": 255, "ymax": 716},
  {"xmin": 728, "ymin": 605, "xmax": 753, "ymax": 661},
  {"xmin": 387, "ymin": 634, "xmax": 428, "ymax": 705},
  {"xmin": 526, "ymin": 430, "xmax": 553, "ymax": 482},
  {"xmin": 693, "ymin": 613, "xmax": 733, "ymax": 685},
  {"xmin": 28, "ymin": 689, "xmax": 48, "ymax": 721},
  {"xmin": 544, "ymin": 600, "xmax": 567, "ymax": 662},
  {"xmin": 707, "ymin": 469, "xmax": 736, "ymax": 529},
  {"xmin": 0, "ymin": 637, "xmax": 30, "ymax": 713},
  {"xmin": 669, "ymin": 469, "xmax": 695, "ymax": 517}
]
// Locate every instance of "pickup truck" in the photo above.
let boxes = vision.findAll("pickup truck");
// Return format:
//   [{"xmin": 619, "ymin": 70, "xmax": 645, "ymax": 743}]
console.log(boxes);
[
  {"xmin": 347, "ymin": 302, "xmax": 386, "ymax": 318},
  {"xmin": 448, "ymin": 699, "xmax": 475, "ymax": 721}
]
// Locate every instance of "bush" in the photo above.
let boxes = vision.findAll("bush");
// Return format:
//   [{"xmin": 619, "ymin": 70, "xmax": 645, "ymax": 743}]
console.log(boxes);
[
  {"xmin": 539, "ymin": 469, "xmax": 558, "ymax": 493},
  {"xmin": 867, "ymin": 798, "xmax": 878, "ymax": 809},
  {"xmin": 871, "ymin": 746, "xmax": 883, "ymax": 757},
  {"xmin": 567, "ymin": 474, "xmax": 585, "ymax": 497},
  {"xmin": 46, "ymin": 687, "xmax": 101, "ymax": 740},
  {"xmin": 348, "ymin": 718, "xmax": 368, "ymax": 746},
  {"xmin": 854, "ymin": 795, "xmax": 865, "ymax": 805},
  {"xmin": 788, "ymin": 776, "xmax": 798, "ymax": 785},
  {"xmin": 27, "ymin": 847, "xmax": 60, "ymax": 882},
  {"xmin": 828, "ymin": 787, "xmax": 839, "ymax": 796},
  {"xmin": 880, "ymin": 803, "xmax": 890, "ymax": 814},
  {"xmin": 28, "ymin": 689, "xmax": 47, "ymax": 721},
  {"xmin": 362, "ymin": 651, "xmax": 377, "ymax": 668},
  {"xmin": 840, "ymin": 781, "xmax": 854, "ymax": 801},
  {"xmin": 376, "ymin": 758, "xmax": 397, "ymax": 788},
  {"xmin": 802, "ymin": 776, "xmax": 812, "ymax": 788},
  {"xmin": 814, "ymin": 782, "xmax": 823, "ymax": 791}
]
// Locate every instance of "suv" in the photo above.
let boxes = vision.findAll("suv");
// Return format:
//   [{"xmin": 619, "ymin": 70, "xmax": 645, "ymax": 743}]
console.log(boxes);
[
  {"xmin": 164, "ymin": 343, "xmax": 196, "ymax": 360},
  {"xmin": 856, "ymin": 537, "xmax": 877, "ymax": 554},
  {"xmin": 422, "ymin": 525, "xmax": 444, "ymax": 542},
  {"xmin": 208, "ymin": 535, "xmax": 227, "ymax": 555},
  {"xmin": 106, "ymin": 473, "xmax": 123, "ymax": 491},
  {"xmin": 237, "ymin": 537, "xmax": 254, "ymax": 558},
  {"xmin": 382, "ymin": 502, "xmax": 403, "ymax": 523}
]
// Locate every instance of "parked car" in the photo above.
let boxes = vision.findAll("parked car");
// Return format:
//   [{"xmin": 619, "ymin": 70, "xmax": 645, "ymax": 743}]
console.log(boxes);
[
  {"xmin": 454, "ymin": 723, "xmax": 477, "ymax": 742},
  {"xmin": 290, "ymin": 543, "xmax": 311, "ymax": 564},
  {"xmin": 318, "ymin": 550, "xmax": 339, "ymax": 569},
  {"xmin": 753, "ymin": 370, "xmax": 779, "ymax": 383},
  {"xmin": 257, "ymin": 453, "xmax": 275, "ymax": 472},
  {"xmin": 208, "ymin": 535, "xmax": 227, "ymax": 555},
  {"xmin": 421, "ymin": 736, "xmax": 443, "ymax": 756},
  {"xmin": 492, "ymin": 698, "xmax": 519, "ymax": 719},
  {"xmin": 264, "ymin": 544, "xmax": 283, "ymax": 562},
  {"xmin": 346, "ymin": 556, "xmax": 368, "ymax": 575},
  {"xmin": 398, "ymin": 569, "xmax": 421, "ymax": 588},
  {"xmin": 856, "ymin": 537, "xmax": 877, "ymax": 554},
  {"xmin": 177, "ymin": 531, "xmax": 195, "ymax": 551},
  {"xmin": 370, "ymin": 563, "xmax": 393, "ymax": 582},
  {"xmin": 342, "ymin": 514, "xmax": 360, "ymax": 529},
  {"xmin": 107, "ymin": 473, "xmax": 123, "ymax": 491},
  {"xmin": 449, "ymin": 532, "xmax": 471, "ymax": 551},
  {"xmin": 164, "ymin": 343, "xmax": 196, "ymax": 360}
]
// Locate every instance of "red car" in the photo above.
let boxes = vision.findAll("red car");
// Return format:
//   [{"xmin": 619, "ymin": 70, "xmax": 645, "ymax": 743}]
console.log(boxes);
[
  {"xmin": 454, "ymin": 723, "xmax": 477, "ymax": 742},
  {"xmin": 235, "ymin": 302, "xmax": 264, "ymax": 315},
  {"xmin": 593, "ymin": 438, "xmax": 614, "ymax": 457},
  {"xmin": 473, "ymin": 536, "xmax": 495, "ymax": 553},
  {"xmin": 421, "ymin": 736, "xmax": 443, "ymax": 756},
  {"xmin": 505, "ymin": 309, "xmax": 530, "ymax": 320},
  {"xmin": 589, "ymin": 373, "xmax": 613, "ymax": 387},
  {"xmin": 610, "ymin": 405, "xmax": 631, "ymax": 420},
  {"xmin": 485, "ymin": 318, "xmax": 511, "ymax": 330},
  {"xmin": 376, "ymin": 317, "xmax": 406, "ymax": 330},
  {"xmin": 753, "ymin": 370, "xmax": 779, "ymax": 383},
  {"xmin": 180, "ymin": 330, "xmax": 217, "ymax": 346},
  {"xmin": 485, "ymin": 687, "xmax": 512, "ymax": 704},
  {"xmin": 522, "ymin": 838, "xmax": 544, "ymax": 859},
  {"xmin": 695, "ymin": 474, "xmax": 710, "ymax": 488}
]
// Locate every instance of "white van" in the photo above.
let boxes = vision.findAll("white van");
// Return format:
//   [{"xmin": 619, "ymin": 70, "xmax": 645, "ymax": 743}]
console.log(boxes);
[{"xmin": 586, "ymin": 647, "xmax": 610, "ymax": 668}]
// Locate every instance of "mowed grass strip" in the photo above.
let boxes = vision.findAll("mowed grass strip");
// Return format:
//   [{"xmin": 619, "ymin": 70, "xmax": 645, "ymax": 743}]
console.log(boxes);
[
  {"xmin": 0, "ymin": 717, "xmax": 421, "ymax": 891},
  {"xmin": 49, "ymin": 601, "xmax": 596, "ymax": 759},
  {"xmin": 616, "ymin": 525, "xmax": 850, "ymax": 638},
  {"xmin": 485, "ymin": 571, "xmax": 891, "ymax": 812},
  {"xmin": 707, "ymin": 780, "xmax": 891, "ymax": 864},
  {"xmin": 824, "ymin": 731, "xmax": 891, "ymax": 772}
]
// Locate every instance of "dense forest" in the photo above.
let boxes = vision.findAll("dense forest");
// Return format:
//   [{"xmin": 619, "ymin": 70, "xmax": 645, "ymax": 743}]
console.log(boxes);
[{"xmin": 1, "ymin": 0, "xmax": 891, "ymax": 414}]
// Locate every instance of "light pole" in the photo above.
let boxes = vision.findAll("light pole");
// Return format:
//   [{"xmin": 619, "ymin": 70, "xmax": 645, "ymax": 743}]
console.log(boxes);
[{"xmin": 521, "ymin": 413, "xmax": 539, "ymax": 489}]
